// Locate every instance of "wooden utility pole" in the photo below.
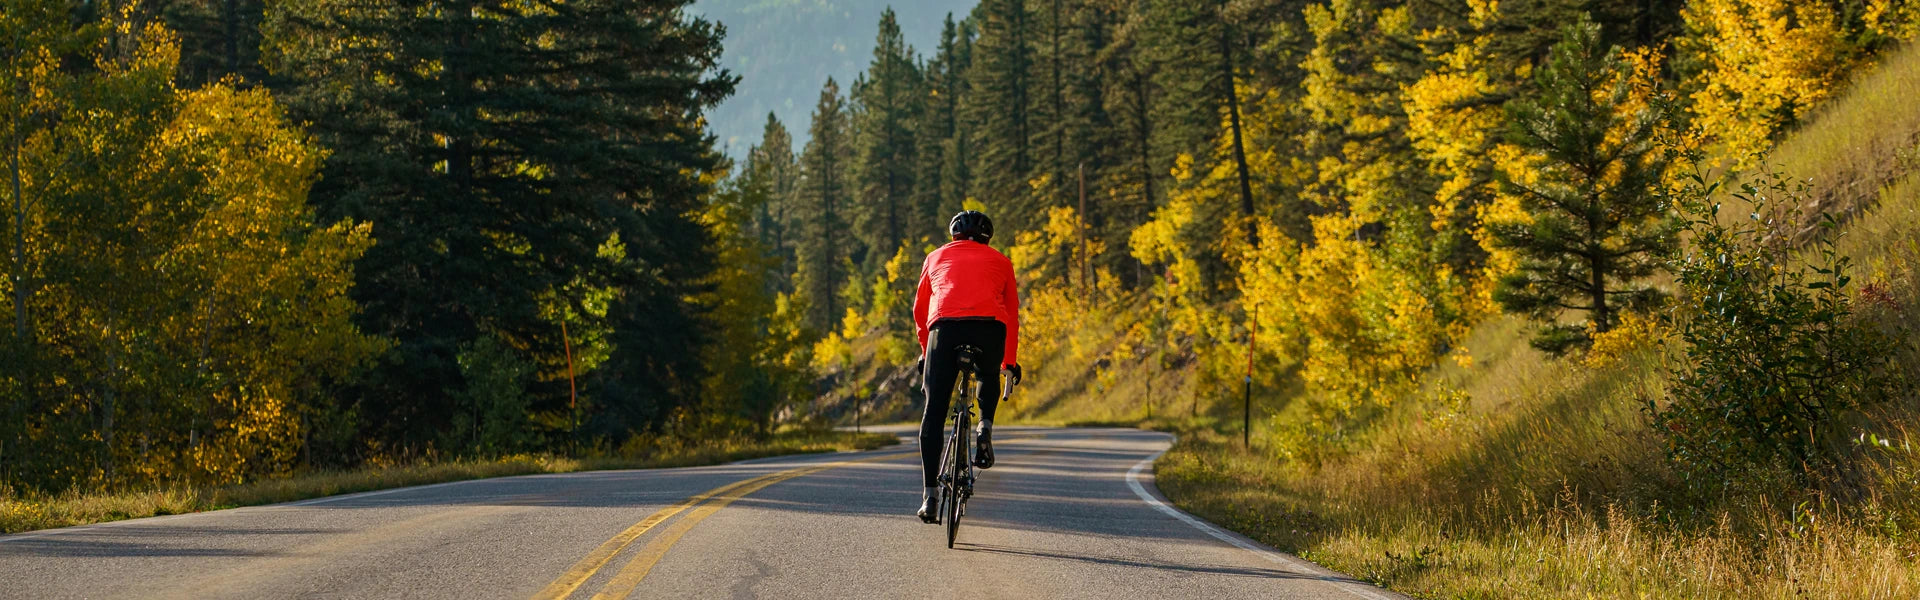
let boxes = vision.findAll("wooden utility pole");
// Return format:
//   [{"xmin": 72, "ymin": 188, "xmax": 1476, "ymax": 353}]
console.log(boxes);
[
  {"xmin": 1244, "ymin": 305, "xmax": 1256, "ymax": 449},
  {"xmin": 561, "ymin": 319, "xmax": 578, "ymax": 452}
]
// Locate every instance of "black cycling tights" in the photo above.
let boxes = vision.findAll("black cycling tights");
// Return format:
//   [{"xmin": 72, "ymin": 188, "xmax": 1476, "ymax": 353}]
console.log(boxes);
[{"xmin": 919, "ymin": 319, "xmax": 1006, "ymax": 487}]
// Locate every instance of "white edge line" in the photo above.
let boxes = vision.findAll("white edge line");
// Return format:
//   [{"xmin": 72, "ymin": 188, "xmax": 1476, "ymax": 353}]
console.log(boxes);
[{"xmin": 1124, "ymin": 438, "xmax": 1402, "ymax": 600}]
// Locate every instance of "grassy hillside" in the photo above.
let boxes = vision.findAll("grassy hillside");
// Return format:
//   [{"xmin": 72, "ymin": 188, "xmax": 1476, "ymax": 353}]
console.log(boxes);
[{"xmin": 801, "ymin": 39, "xmax": 1920, "ymax": 598}]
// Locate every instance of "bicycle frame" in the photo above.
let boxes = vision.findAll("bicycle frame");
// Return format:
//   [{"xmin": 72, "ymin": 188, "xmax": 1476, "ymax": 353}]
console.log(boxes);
[{"xmin": 937, "ymin": 364, "xmax": 1014, "ymax": 548}]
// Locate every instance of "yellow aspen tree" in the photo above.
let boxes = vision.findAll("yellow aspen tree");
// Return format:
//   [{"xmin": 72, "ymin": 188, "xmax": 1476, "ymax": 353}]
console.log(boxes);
[
  {"xmin": 1683, "ymin": 0, "xmax": 1858, "ymax": 157},
  {"xmin": 11, "ymin": 12, "xmax": 380, "ymax": 486},
  {"xmin": 1403, "ymin": 0, "xmax": 1509, "ymax": 323}
]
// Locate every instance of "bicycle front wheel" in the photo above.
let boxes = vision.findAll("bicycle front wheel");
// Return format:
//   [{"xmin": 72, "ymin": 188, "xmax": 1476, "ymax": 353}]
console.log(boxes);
[{"xmin": 945, "ymin": 412, "xmax": 968, "ymax": 548}]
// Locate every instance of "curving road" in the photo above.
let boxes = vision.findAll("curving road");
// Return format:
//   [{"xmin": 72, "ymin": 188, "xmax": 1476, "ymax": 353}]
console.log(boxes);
[{"xmin": 0, "ymin": 428, "xmax": 1401, "ymax": 599}]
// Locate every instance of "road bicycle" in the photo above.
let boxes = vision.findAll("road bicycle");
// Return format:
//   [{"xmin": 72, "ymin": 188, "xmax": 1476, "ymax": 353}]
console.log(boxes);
[{"xmin": 933, "ymin": 344, "xmax": 1013, "ymax": 549}]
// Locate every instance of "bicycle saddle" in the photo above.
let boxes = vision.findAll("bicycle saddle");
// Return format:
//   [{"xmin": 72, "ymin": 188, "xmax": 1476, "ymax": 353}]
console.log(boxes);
[{"xmin": 953, "ymin": 345, "xmax": 984, "ymax": 375}]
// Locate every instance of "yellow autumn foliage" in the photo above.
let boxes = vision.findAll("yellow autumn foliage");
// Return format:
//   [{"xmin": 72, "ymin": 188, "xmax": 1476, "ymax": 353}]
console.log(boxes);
[
  {"xmin": 1684, "ymin": 0, "xmax": 1862, "ymax": 158},
  {"xmin": 1583, "ymin": 311, "xmax": 1666, "ymax": 368},
  {"xmin": 2, "ymin": 14, "xmax": 383, "ymax": 488}
]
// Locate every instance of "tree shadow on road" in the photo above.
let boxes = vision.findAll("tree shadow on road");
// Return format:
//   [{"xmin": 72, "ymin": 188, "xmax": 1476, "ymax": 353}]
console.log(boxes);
[{"xmin": 0, "ymin": 524, "xmax": 325, "ymax": 558}]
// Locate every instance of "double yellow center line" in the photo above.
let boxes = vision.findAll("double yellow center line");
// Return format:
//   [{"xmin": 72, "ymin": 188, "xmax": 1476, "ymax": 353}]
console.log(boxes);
[{"xmin": 530, "ymin": 451, "xmax": 912, "ymax": 600}]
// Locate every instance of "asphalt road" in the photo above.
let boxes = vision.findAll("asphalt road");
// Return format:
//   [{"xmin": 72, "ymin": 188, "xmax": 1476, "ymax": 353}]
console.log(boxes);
[{"xmin": 0, "ymin": 428, "xmax": 1402, "ymax": 599}]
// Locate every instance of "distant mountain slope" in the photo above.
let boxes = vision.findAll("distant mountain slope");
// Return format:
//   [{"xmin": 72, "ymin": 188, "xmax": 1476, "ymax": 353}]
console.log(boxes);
[{"xmin": 691, "ymin": 0, "xmax": 978, "ymax": 158}]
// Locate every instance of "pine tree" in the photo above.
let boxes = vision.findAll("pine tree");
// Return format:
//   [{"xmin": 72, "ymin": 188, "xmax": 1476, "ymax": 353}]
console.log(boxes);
[
  {"xmin": 795, "ymin": 78, "xmax": 852, "ymax": 332},
  {"xmin": 1138, "ymin": 0, "xmax": 1225, "ymax": 180},
  {"xmin": 264, "ymin": 0, "xmax": 735, "ymax": 444},
  {"xmin": 1015, "ymin": 0, "xmax": 1124, "ymax": 287},
  {"xmin": 1063, "ymin": 1, "xmax": 1123, "ymax": 286},
  {"xmin": 967, "ymin": 0, "xmax": 1034, "ymax": 224},
  {"xmin": 944, "ymin": 18, "xmax": 979, "ymax": 213},
  {"xmin": 851, "ymin": 9, "xmax": 924, "ymax": 267},
  {"xmin": 1099, "ymin": 7, "xmax": 1163, "ymax": 287},
  {"xmin": 1033, "ymin": 0, "xmax": 1072, "ymax": 214},
  {"xmin": 161, "ymin": 0, "xmax": 267, "ymax": 87},
  {"xmin": 744, "ymin": 113, "xmax": 799, "ymax": 290},
  {"xmin": 701, "ymin": 165, "xmax": 811, "ymax": 439},
  {"xmin": 915, "ymin": 14, "xmax": 970, "ymax": 229},
  {"xmin": 1214, "ymin": 0, "xmax": 1256, "ymax": 248},
  {"xmin": 1491, "ymin": 17, "xmax": 1677, "ymax": 354}
]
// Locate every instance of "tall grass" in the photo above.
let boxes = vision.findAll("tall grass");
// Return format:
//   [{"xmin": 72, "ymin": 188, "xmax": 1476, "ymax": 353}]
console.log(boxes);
[
  {"xmin": 0, "ymin": 429, "xmax": 897, "ymax": 535},
  {"xmin": 1160, "ymin": 426, "xmax": 1920, "ymax": 599},
  {"xmin": 1768, "ymin": 41, "xmax": 1920, "ymax": 238}
]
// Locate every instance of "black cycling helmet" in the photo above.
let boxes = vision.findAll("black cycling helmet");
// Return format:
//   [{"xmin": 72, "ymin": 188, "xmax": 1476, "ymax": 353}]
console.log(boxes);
[{"xmin": 949, "ymin": 210, "xmax": 993, "ymax": 243}]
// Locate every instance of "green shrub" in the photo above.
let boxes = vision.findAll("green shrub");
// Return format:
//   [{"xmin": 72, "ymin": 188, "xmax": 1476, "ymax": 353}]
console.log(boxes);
[
  {"xmin": 447, "ymin": 335, "xmax": 537, "ymax": 456},
  {"xmin": 1652, "ymin": 168, "xmax": 1900, "ymax": 492}
]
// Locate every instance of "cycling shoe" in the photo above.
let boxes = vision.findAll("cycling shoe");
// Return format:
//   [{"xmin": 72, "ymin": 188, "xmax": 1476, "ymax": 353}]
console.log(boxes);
[
  {"xmin": 917, "ymin": 495, "xmax": 940, "ymax": 524},
  {"xmin": 972, "ymin": 428, "xmax": 995, "ymax": 469}
]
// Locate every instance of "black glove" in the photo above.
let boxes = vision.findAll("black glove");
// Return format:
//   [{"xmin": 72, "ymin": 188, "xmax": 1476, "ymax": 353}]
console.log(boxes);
[
  {"xmin": 915, "ymin": 356, "xmax": 925, "ymax": 380},
  {"xmin": 1006, "ymin": 363, "xmax": 1023, "ymax": 386}
]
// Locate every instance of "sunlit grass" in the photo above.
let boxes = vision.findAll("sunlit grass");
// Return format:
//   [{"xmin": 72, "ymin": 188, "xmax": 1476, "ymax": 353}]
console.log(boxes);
[
  {"xmin": 1762, "ymin": 40, "xmax": 1920, "ymax": 236},
  {"xmin": 0, "ymin": 429, "xmax": 897, "ymax": 535},
  {"xmin": 1160, "ymin": 424, "xmax": 1920, "ymax": 599}
]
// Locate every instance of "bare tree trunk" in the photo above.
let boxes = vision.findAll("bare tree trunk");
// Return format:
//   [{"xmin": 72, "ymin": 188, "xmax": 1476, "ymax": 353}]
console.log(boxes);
[
  {"xmin": 1588, "ymin": 191, "xmax": 1611, "ymax": 333},
  {"xmin": 1218, "ymin": 17, "xmax": 1256, "ymax": 248},
  {"xmin": 101, "ymin": 336, "xmax": 119, "ymax": 486},
  {"xmin": 1590, "ymin": 247, "xmax": 1611, "ymax": 333},
  {"xmin": 1134, "ymin": 68, "xmax": 1153, "ymax": 214}
]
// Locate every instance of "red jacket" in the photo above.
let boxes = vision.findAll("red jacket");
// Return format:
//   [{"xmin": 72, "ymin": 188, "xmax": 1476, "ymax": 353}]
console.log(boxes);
[{"xmin": 913, "ymin": 240, "xmax": 1020, "ymax": 367}]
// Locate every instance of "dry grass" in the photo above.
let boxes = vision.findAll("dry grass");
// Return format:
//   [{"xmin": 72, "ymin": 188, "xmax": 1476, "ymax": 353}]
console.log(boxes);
[
  {"xmin": 1840, "ymin": 171, "xmax": 1920, "ymax": 293},
  {"xmin": 1767, "ymin": 41, "xmax": 1920, "ymax": 240},
  {"xmin": 0, "ymin": 429, "xmax": 897, "ymax": 535},
  {"xmin": 1160, "ymin": 423, "xmax": 1920, "ymax": 599}
]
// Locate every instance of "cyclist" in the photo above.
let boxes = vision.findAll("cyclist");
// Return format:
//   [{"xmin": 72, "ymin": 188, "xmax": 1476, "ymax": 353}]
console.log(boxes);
[{"xmin": 912, "ymin": 210, "xmax": 1023, "ymax": 523}]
